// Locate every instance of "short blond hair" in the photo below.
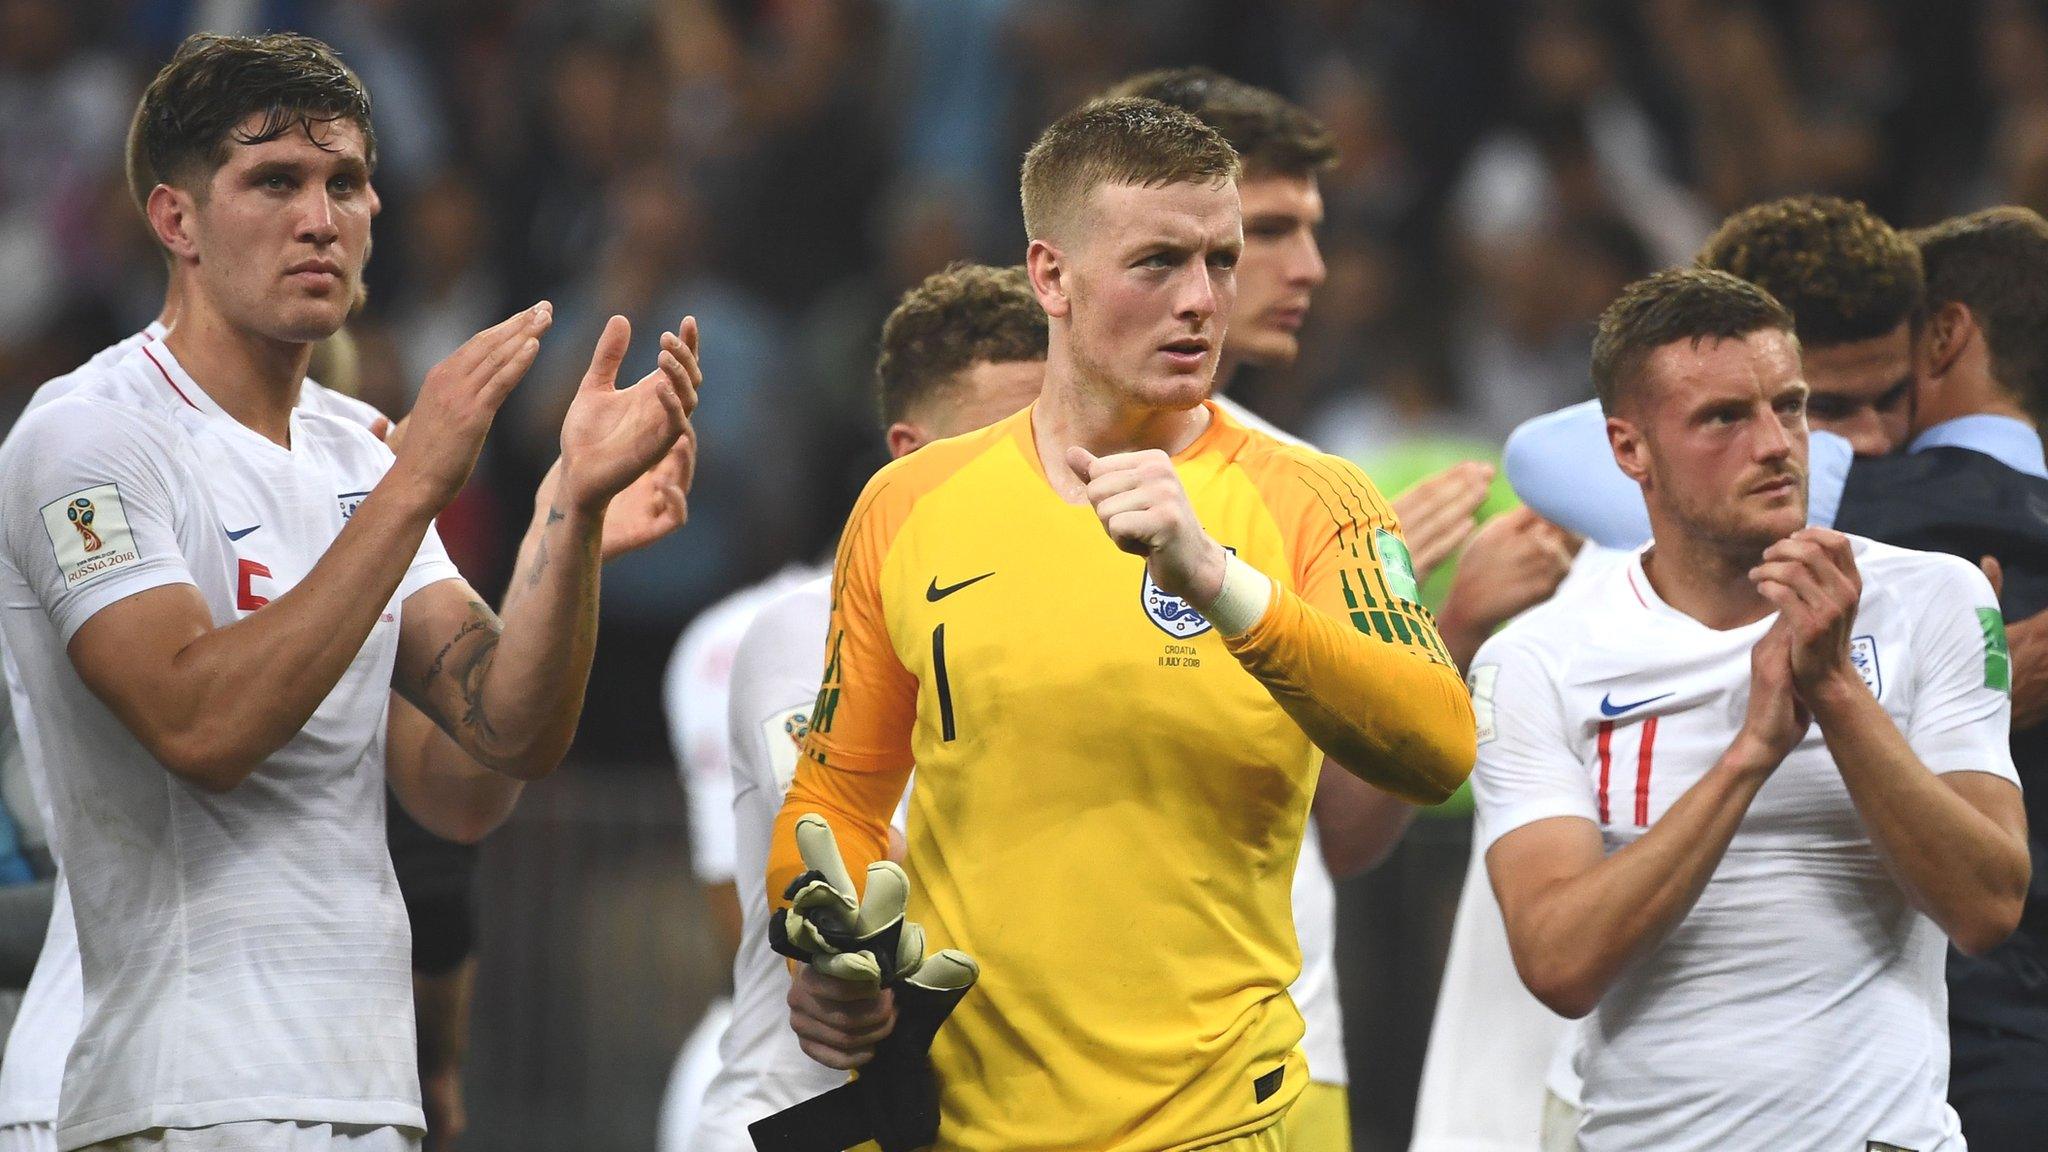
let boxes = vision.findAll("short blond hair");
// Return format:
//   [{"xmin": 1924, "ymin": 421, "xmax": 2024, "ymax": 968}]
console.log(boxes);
[{"xmin": 1020, "ymin": 96, "xmax": 1239, "ymax": 242}]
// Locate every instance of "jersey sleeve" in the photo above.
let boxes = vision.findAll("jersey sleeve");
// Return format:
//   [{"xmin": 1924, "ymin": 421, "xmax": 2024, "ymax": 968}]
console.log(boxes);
[
  {"xmin": 729, "ymin": 585, "xmax": 834, "ymax": 915},
  {"xmin": 664, "ymin": 604, "xmax": 747, "ymax": 886},
  {"xmin": 399, "ymin": 522, "xmax": 464, "ymax": 603},
  {"xmin": 768, "ymin": 482, "xmax": 918, "ymax": 902},
  {"xmin": 1906, "ymin": 558, "xmax": 2020, "ymax": 784},
  {"xmin": 1466, "ymin": 629, "xmax": 1592, "ymax": 851},
  {"xmin": 1502, "ymin": 400, "xmax": 1652, "ymax": 551},
  {"xmin": 1225, "ymin": 451, "xmax": 1477, "ymax": 803},
  {"xmin": 0, "ymin": 401, "xmax": 197, "ymax": 644}
]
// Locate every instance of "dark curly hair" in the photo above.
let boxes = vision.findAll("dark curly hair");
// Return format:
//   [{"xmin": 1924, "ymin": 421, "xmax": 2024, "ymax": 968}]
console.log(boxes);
[
  {"xmin": 876, "ymin": 264, "xmax": 1047, "ymax": 424},
  {"xmin": 1696, "ymin": 196, "xmax": 1923, "ymax": 348},
  {"xmin": 1102, "ymin": 67, "xmax": 1337, "ymax": 179}
]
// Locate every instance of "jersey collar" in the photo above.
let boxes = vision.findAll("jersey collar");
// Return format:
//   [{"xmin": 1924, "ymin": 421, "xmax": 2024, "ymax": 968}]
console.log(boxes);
[{"xmin": 1908, "ymin": 415, "xmax": 2048, "ymax": 479}]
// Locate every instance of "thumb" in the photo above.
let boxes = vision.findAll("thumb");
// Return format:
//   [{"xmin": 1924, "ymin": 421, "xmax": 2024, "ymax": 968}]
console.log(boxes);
[
  {"xmin": 369, "ymin": 416, "xmax": 392, "ymax": 442},
  {"xmin": 1064, "ymin": 445, "xmax": 1097, "ymax": 483},
  {"xmin": 581, "ymin": 315, "xmax": 632, "ymax": 392}
]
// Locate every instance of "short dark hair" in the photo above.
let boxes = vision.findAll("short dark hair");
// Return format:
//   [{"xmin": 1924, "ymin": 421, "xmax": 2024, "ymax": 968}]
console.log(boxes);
[
  {"xmin": 136, "ymin": 33, "xmax": 375, "ymax": 206},
  {"xmin": 1696, "ymin": 195, "xmax": 1922, "ymax": 348},
  {"xmin": 1908, "ymin": 207, "xmax": 2048, "ymax": 421},
  {"xmin": 1020, "ymin": 97, "xmax": 1239, "ymax": 242},
  {"xmin": 876, "ymin": 264, "xmax": 1047, "ymax": 424},
  {"xmin": 1592, "ymin": 268, "xmax": 1797, "ymax": 413},
  {"xmin": 1102, "ymin": 68, "xmax": 1337, "ymax": 178}
]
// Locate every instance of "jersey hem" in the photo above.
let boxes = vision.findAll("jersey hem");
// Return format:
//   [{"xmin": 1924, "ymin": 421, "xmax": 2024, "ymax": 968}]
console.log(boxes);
[{"xmin": 57, "ymin": 1100, "xmax": 425, "ymax": 1151}]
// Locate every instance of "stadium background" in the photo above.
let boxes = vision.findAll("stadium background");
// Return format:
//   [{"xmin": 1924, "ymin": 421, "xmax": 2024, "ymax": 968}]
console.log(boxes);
[{"xmin": 0, "ymin": 0, "xmax": 2039, "ymax": 1147}]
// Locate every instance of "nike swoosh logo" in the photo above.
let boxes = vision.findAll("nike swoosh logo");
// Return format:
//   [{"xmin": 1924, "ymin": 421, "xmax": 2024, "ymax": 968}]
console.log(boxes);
[
  {"xmin": 1600, "ymin": 691, "xmax": 1674, "ymax": 717},
  {"xmin": 926, "ymin": 572, "xmax": 995, "ymax": 602},
  {"xmin": 224, "ymin": 524, "xmax": 261, "ymax": 541}
]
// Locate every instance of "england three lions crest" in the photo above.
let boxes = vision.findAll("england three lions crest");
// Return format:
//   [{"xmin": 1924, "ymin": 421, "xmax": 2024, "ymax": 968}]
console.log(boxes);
[{"xmin": 1140, "ymin": 546, "xmax": 1233, "ymax": 639}]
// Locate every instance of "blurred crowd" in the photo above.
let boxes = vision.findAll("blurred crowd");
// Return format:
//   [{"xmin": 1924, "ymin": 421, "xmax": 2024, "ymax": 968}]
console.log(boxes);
[{"xmin": 3, "ymin": 0, "xmax": 2045, "ymax": 748}]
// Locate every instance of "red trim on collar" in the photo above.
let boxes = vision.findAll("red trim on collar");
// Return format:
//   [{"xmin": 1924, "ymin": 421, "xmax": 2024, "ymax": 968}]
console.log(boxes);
[{"xmin": 141, "ymin": 345, "xmax": 198, "ymax": 411}]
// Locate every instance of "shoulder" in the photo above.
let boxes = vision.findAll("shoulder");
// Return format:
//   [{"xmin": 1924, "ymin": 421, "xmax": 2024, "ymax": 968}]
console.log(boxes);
[
  {"xmin": 1220, "ymin": 419, "xmax": 1393, "ymax": 530},
  {"xmin": 1473, "ymin": 560, "xmax": 1618, "ymax": 673},
  {"xmin": 1850, "ymin": 533, "xmax": 1987, "ymax": 594},
  {"xmin": 733, "ymin": 576, "xmax": 833, "ymax": 681},
  {"xmin": 1, "ymin": 390, "xmax": 182, "ymax": 473},
  {"xmin": 846, "ymin": 412, "xmax": 1022, "ymax": 535}
]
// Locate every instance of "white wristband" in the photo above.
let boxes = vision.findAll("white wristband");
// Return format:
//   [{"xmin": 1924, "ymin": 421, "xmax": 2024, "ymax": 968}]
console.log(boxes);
[{"xmin": 1206, "ymin": 551, "xmax": 1274, "ymax": 637}]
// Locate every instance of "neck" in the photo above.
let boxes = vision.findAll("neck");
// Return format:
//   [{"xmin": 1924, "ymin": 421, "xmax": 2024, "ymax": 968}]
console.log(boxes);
[
  {"xmin": 1921, "ymin": 370, "xmax": 2034, "ymax": 433},
  {"xmin": 1639, "ymin": 514, "xmax": 1777, "ymax": 631},
  {"xmin": 161, "ymin": 296, "xmax": 311, "ymax": 448},
  {"xmin": 1032, "ymin": 351, "xmax": 1213, "ymax": 501}
]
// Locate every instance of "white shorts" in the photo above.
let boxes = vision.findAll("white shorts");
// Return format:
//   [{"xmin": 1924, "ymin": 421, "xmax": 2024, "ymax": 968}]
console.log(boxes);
[
  {"xmin": 0, "ymin": 1122, "xmax": 55, "ymax": 1152},
  {"xmin": 77, "ymin": 1123, "xmax": 419, "ymax": 1152}
]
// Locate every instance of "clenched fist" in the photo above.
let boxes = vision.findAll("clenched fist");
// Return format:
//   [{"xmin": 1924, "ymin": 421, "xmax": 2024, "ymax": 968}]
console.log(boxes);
[{"xmin": 1067, "ymin": 445, "xmax": 1227, "ymax": 607}]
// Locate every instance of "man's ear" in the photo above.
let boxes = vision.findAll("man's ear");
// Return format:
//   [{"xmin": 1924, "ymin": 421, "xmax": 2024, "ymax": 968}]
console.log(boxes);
[
  {"xmin": 1026, "ymin": 239, "xmax": 1070, "ymax": 320},
  {"xmin": 1608, "ymin": 412, "xmax": 1651, "ymax": 486},
  {"xmin": 1923, "ymin": 300, "xmax": 1974, "ymax": 381},
  {"xmin": 886, "ymin": 421, "xmax": 928, "ymax": 460},
  {"xmin": 147, "ymin": 183, "xmax": 200, "ymax": 263}
]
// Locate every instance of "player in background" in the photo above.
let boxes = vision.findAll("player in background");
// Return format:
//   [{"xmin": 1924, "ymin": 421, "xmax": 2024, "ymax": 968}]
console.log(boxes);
[
  {"xmin": 668, "ymin": 263, "xmax": 1044, "ymax": 1151},
  {"xmin": 775, "ymin": 98, "xmax": 1473, "ymax": 1149},
  {"xmin": 1474, "ymin": 267, "xmax": 2028, "ymax": 1149},
  {"xmin": 0, "ymin": 32, "xmax": 691, "ymax": 1152},
  {"xmin": 0, "ymin": 79, "xmax": 692, "ymax": 1152}
]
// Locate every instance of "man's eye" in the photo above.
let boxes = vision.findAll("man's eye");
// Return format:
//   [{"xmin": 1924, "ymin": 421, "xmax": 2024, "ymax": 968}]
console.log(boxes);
[{"xmin": 1211, "ymin": 251, "xmax": 1239, "ymax": 270}]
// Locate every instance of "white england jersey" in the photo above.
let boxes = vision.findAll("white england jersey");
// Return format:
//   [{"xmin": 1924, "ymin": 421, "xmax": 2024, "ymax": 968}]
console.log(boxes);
[
  {"xmin": 1471, "ymin": 536, "xmax": 2018, "ymax": 1152},
  {"xmin": 664, "ymin": 565, "xmax": 826, "ymax": 887},
  {"xmin": 0, "ymin": 323, "xmax": 164, "ymax": 1138},
  {"xmin": 0, "ymin": 342, "xmax": 457, "ymax": 1149},
  {"xmin": 688, "ymin": 574, "xmax": 851, "ymax": 1149}
]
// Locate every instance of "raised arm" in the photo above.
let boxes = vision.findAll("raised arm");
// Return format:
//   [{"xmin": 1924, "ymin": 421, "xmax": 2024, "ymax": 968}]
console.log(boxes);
[
  {"xmin": 1481, "ymin": 621, "xmax": 1806, "ymax": 1018},
  {"xmin": 61, "ymin": 306, "xmax": 551, "ymax": 792},
  {"xmin": 392, "ymin": 315, "xmax": 694, "ymax": 781},
  {"xmin": 1068, "ymin": 445, "xmax": 1474, "ymax": 803},
  {"xmin": 387, "ymin": 414, "xmax": 698, "ymax": 842},
  {"xmin": 1754, "ymin": 529, "xmax": 2029, "ymax": 955}
]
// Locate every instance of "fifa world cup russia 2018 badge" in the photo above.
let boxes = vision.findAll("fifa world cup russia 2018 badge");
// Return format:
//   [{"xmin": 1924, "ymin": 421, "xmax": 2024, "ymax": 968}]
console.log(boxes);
[{"xmin": 67, "ymin": 498, "xmax": 104, "ymax": 552}]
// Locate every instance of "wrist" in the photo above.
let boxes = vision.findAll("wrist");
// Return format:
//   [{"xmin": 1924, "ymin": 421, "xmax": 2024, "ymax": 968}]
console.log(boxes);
[
  {"xmin": 1802, "ymin": 664, "xmax": 1871, "ymax": 719},
  {"xmin": 1203, "ymin": 551, "xmax": 1273, "ymax": 637},
  {"xmin": 1717, "ymin": 737, "xmax": 1783, "ymax": 782}
]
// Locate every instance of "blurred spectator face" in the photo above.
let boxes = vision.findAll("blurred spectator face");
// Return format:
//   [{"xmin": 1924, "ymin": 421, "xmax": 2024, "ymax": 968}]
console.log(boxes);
[
  {"xmin": 1625, "ymin": 329, "xmax": 1810, "ymax": 550},
  {"xmin": 1800, "ymin": 324, "xmax": 1915, "ymax": 455},
  {"xmin": 172, "ymin": 116, "xmax": 377, "ymax": 345},
  {"xmin": 1227, "ymin": 173, "xmax": 1327, "ymax": 370},
  {"xmin": 1048, "ymin": 179, "xmax": 1240, "ymax": 411},
  {"xmin": 407, "ymin": 174, "xmax": 485, "ymax": 288}
]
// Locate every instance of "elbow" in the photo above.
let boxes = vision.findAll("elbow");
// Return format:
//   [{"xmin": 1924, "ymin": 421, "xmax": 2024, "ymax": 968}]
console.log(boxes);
[
  {"xmin": 154, "ymin": 732, "xmax": 261, "ymax": 794},
  {"xmin": 1407, "ymin": 730, "xmax": 1477, "ymax": 806},
  {"xmin": 1519, "ymin": 957, "xmax": 1602, "ymax": 1020},
  {"xmin": 1949, "ymin": 892, "xmax": 2027, "ymax": 959}
]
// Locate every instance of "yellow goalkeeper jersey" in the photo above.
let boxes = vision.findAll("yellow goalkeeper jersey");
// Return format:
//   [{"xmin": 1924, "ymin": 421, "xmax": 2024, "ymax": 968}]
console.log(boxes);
[{"xmin": 773, "ymin": 401, "xmax": 1469, "ymax": 1151}]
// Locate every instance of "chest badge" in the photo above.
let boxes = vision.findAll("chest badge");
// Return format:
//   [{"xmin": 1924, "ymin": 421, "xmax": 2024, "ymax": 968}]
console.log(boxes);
[
  {"xmin": 1850, "ymin": 635, "xmax": 1883, "ymax": 699},
  {"xmin": 337, "ymin": 489, "xmax": 372, "ymax": 521},
  {"xmin": 1141, "ymin": 547, "xmax": 1231, "ymax": 639}
]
